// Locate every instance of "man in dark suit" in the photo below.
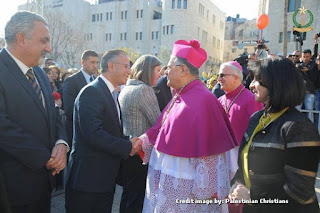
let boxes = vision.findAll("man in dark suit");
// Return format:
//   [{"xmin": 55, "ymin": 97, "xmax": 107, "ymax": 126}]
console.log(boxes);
[
  {"xmin": 154, "ymin": 75, "xmax": 172, "ymax": 111},
  {"xmin": 0, "ymin": 11, "xmax": 68, "ymax": 213},
  {"xmin": 62, "ymin": 50, "xmax": 98, "ymax": 147},
  {"xmin": 65, "ymin": 50, "xmax": 140, "ymax": 213}
]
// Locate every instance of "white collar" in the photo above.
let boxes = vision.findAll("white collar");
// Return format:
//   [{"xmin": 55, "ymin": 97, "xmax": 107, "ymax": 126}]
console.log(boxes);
[{"xmin": 4, "ymin": 47, "xmax": 31, "ymax": 75}]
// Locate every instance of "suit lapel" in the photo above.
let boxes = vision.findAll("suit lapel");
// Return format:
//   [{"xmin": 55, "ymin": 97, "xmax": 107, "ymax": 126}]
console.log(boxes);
[
  {"xmin": 77, "ymin": 71, "xmax": 88, "ymax": 87},
  {"xmin": 0, "ymin": 50, "xmax": 49, "ymax": 121},
  {"xmin": 97, "ymin": 77, "xmax": 122, "ymax": 131}
]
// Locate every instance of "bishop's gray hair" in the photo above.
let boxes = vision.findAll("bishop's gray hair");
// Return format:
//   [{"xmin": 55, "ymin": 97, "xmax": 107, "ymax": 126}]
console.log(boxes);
[
  {"xmin": 220, "ymin": 62, "xmax": 243, "ymax": 81},
  {"xmin": 170, "ymin": 55, "xmax": 199, "ymax": 76}
]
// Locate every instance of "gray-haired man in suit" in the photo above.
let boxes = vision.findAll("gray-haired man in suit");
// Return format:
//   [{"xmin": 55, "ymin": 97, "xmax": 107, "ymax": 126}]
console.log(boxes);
[{"xmin": 0, "ymin": 11, "xmax": 68, "ymax": 213}]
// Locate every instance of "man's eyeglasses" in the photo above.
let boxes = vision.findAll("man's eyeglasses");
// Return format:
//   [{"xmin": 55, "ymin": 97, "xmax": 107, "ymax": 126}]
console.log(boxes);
[
  {"xmin": 292, "ymin": 55, "xmax": 300, "ymax": 57},
  {"xmin": 218, "ymin": 73, "xmax": 234, "ymax": 78},
  {"xmin": 166, "ymin": 64, "xmax": 182, "ymax": 70},
  {"xmin": 113, "ymin": 62, "xmax": 130, "ymax": 70}
]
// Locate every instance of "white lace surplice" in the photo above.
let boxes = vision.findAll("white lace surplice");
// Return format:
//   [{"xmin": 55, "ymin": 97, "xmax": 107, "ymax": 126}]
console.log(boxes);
[{"xmin": 140, "ymin": 134, "xmax": 230, "ymax": 213}]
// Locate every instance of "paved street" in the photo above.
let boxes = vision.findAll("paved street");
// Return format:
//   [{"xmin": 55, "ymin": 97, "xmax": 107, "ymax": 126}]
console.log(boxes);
[
  {"xmin": 51, "ymin": 184, "xmax": 122, "ymax": 213},
  {"xmin": 52, "ymin": 164, "xmax": 320, "ymax": 213}
]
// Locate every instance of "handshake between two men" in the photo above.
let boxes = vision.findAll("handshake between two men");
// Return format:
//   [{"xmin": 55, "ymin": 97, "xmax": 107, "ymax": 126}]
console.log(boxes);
[{"xmin": 129, "ymin": 137, "xmax": 143, "ymax": 156}]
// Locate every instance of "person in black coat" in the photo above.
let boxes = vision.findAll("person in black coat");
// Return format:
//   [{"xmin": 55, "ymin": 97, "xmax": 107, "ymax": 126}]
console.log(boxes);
[
  {"xmin": 62, "ymin": 50, "xmax": 98, "ymax": 147},
  {"xmin": 229, "ymin": 56, "xmax": 320, "ymax": 213},
  {"xmin": 65, "ymin": 50, "xmax": 141, "ymax": 213},
  {"xmin": 0, "ymin": 11, "xmax": 68, "ymax": 213},
  {"xmin": 154, "ymin": 74, "xmax": 172, "ymax": 112}
]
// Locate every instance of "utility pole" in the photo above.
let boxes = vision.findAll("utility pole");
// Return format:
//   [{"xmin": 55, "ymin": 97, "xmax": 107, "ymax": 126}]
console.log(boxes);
[{"xmin": 283, "ymin": 0, "xmax": 288, "ymax": 56}]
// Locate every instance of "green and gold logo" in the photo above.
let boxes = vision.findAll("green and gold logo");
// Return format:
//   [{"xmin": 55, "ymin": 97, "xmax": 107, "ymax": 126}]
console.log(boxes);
[{"xmin": 293, "ymin": 6, "xmax": 313, "ymax": 32}]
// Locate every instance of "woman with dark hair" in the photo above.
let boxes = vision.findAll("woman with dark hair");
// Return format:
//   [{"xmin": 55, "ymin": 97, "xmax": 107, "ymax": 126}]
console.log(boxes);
[
  {"xmin": 118, "ymin": 55, "xmax": 161, "ymax": 213},
  {"xmin": 49, "ymin": 65, "xmax": 62, "ymax": 92},
  {"xmin": 229, "ymin": 56, "xmax": 320, "ymax": 213}
]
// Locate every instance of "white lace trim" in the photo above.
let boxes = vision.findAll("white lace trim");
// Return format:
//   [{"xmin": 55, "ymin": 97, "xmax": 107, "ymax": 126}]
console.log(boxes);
[
  {"xmin": 140, "ymin": 133, "xmax": 153, "ymax": 163},
  {"xmin": 226, "ymin": 146, "xmax": 239, "ymax": 180},
  {"xmin": 140, "ymin": 133, "xmax": 230, "ymax": 213}
]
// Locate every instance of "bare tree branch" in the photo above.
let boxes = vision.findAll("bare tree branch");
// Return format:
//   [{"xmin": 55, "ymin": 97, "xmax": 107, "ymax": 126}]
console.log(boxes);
[{"xmin": 44, "ymin": 9, "xmax": 83, "ymax": 68}]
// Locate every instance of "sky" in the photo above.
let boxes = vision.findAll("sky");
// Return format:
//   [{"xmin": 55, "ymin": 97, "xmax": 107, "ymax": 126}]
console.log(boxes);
[
  {"xmin": 0, "ymin": 0, "xmax": 259, "ymax": 37},
  {"xmin": 211, "ymin": 0, "xmax": 259, "ymax": 20}
]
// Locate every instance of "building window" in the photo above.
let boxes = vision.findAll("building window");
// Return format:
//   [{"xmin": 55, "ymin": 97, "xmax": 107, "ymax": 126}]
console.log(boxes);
[
  {"xmin": 156, "ymin": 31, "xmax": 159, "ymax": 39},
  {"xmin": 183, "ymin": 0, "xmax": 187, "ymax": 9},
  {"xmin": 100, "ymin": 13, "xmax": 102, "ymax": 21},
  {"xmin": 120, "ymin": 33, "xmax": 123, "ymax": 41},
  {"xmin": 110, "ymin": 12, "xmax": 112, "ymax": 20},
  {"xmin": 166, "ymin": 25, "xmax": 169, "ymax": 34},
  {"xmin": 106, "ymin": 12, "xmax": 108, "ymax": 20},
  {"xmin": 140, "ymin": 10, "xmax": 143, "ymax": 18},
  {"xmin": 199, "ymin": 4, "xmax": 204, "ymax": 16},
  {"xmin": 92, "ymin": 14, "xmax": 96, "ymax": 22},
  {"xmin": 140, "ymin": 32, "xmax": 142, "ymax": 40},
  {"xmin": 213, "ymin": 36, "xmax": 216, "ymax": 47},
  {"xmin": 124, "ymin": 33, "xmax": 127, "ymax": 41},
  {"xmin": 172, "ymin": 0, "xmax": 175, "ymax": 9},
  {"xmin": 86, "ymin": 33, "xmax": 93, "ymax": 41},
  {"xmin": 177, "ymin": 0, "xmax": 181, "ymax": 9},
  {"xmin": 287, "ymin": 31, "xmax": 291, "ymax": 42},
  {"xmin": 137, "ymin": 10, "xmax": 139, "ymax": 18},
  {"xmin": 279, "ymin": 32, "xmax": 283, "ymax": 43},
  {"xmin": 121, "ymin": 11, "xmax": 124, "ymax": 20},
  {"xmin": 239, "ymin": 29, "xmax": 243, "ymax": 37},
  {"xmin": 152, "ymin": 32, "xmax": 154, "ymax": 40},
  {"xmin": 217, "ymin": 39, "xmax": 221, "ymax": 49},
  {"xmin": 220, "ymin": 21, "xmax": 224, "ymax": 30},
  {"xmin": 302, "ymin": 32, "xmax": 307, "ymax": 40},
  {"xmin": 136, "ymin": 32, "xmax": 139, "ymax": 40},
  {"xmin": 171, "ymin": 25, "xmax": 175, "ymax": 34},
  {"xmin": 163, "ymin": 26, "xmax": 165, "ymax": 35},
  {"xmin": 202, "ymin": 30, "xmax": 208, "ymax": 42},
  {"xmin": 125, "ymin": 11, "xmax": 127, "ymax": 19},
  {"xmin": 212, "ymin": 15, "xmax": 216, "ymax": 25},
  {"xmin": 288, "ymin": 0, "xmax": 301, "ymax": 12},
  {"xmin": 153, "ymin": 11, "xmax": 162, "ymax": 20}
]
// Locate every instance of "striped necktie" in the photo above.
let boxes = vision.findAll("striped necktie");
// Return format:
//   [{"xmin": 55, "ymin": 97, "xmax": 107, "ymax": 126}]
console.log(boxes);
[
  {"xmin": 112, "ymin": 90, "xmax": 121, "ymax": 123},
  {"xmin": 26, "ymin": 68, "xmax": 42, "ymax": 102},
  {"xmin": 90, "ymin": 76, "xmax": 95, "ymax": 82}
]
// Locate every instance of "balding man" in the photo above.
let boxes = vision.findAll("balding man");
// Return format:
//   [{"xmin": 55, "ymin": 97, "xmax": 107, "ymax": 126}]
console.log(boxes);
[{"xmin": 218, "ymin": 61, "xmax": 263, "ymax": 178}]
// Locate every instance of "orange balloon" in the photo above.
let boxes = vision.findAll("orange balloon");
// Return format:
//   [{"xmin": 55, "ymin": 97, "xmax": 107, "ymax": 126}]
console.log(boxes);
[{"xmin": 256, "ymin": 14, "xmax": 269, "ymax": 30}]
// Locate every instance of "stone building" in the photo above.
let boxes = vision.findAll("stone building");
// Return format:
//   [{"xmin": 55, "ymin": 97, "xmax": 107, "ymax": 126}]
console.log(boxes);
[
  {"xmin": 19, "ymin": 0, "xmax": 226, "ymax": 72},
  {"xmin": 224, "ymin": 15, "xmax": 259, "ymax": 62},
  {"xmin": 261, "ymin": 0, "xmax": 320, "ymax": 55}
]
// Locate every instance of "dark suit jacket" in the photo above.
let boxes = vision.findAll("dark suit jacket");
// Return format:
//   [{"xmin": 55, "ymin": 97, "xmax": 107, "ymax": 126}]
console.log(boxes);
[
  {"xmin": 154, "ymin": 76, "xmax": 172, "ymax": 112},
  {"xmin": 212, "ymin": 82, "xmax": 225, "ymax": 98},
  {"xmin": 62, "ymin": 71, "xmax": 87, "ymax": 145},
  {"xmin": 0, "ymin": 49, "xmax": 67, "ymax": 205},
  {"xmin": 66, "ymin": 77, "xmax": 132, "ymax": 193}
]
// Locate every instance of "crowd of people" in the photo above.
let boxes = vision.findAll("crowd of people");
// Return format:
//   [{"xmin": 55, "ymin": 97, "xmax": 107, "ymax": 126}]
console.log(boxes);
[{"xmin": 0, "ymin": 10, "xmax": 319, "ymax": 213}]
